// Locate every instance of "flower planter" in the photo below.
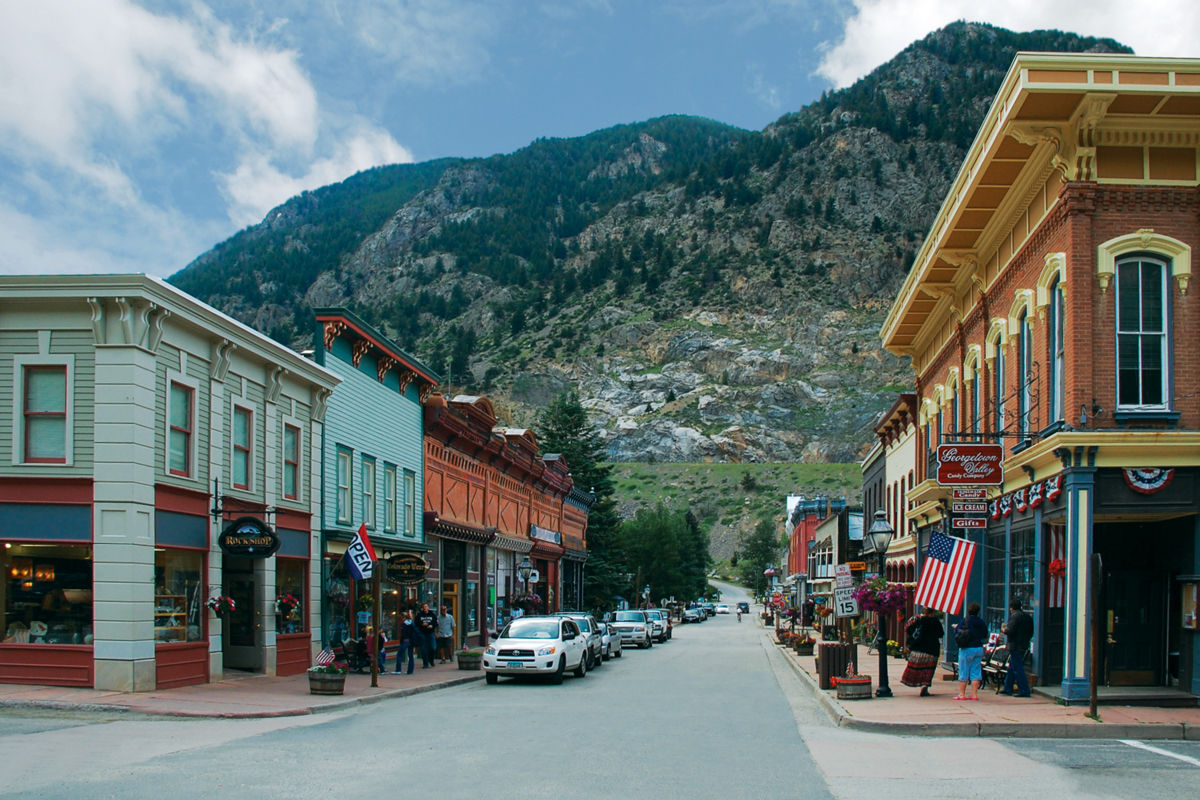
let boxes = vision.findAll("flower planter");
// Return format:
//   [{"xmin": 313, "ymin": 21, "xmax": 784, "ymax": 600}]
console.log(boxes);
[
  {"xmin": 835, "ymin": 676, "xmax": 873, "ymax": 700},
  {"xmin": 308, "ymin": 671, "xmax": 346, "ymax": 696},
  {"xmin": 457, "ymin": 651, "xmax": 483, "ymax": 671},
  {"xmin": 794, "ymin": 643, "xmax": 815, "ymax": 656}
]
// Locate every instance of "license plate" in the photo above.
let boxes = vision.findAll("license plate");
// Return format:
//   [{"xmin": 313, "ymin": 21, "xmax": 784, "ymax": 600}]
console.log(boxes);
[{"xmin": 507, "ymin": 661, "xmax": 524, "ymax": 669}]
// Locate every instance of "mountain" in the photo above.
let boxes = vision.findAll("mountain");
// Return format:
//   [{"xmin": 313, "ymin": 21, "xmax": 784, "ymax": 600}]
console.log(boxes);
[{"xmin": 170, "ymin": 23, "xmax": 1130, "ymax": 465}]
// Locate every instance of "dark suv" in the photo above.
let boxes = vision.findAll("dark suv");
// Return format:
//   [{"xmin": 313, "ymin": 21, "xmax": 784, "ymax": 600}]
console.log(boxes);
[{"xmin": 737, "ymin": 602, "xmax": 750, "ymax": 614}]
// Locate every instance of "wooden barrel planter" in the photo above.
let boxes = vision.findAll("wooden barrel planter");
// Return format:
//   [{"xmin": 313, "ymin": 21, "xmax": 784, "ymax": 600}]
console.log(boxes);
[
  {"xmin": 794, "ymin": 643, "xmax": 815, "ymax": 656},
  {"xmin": 308, "ymin": 670, "xmax": 346, "ymax": 696},
  {"xmin": 835, "ymin": 676, "xmax": 873, "ymax": 700},
  {"xmin": 458, "ymin": 650, "xmax": 484, "ymax": 671}
]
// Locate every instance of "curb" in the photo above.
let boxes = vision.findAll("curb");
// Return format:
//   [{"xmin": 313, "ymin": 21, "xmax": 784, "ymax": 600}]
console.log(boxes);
[
  {"xmin": 0, "ymin": 673, "xmax": 485, "ymax": 720},
  {"xmin": 766, "ymin": 633, "xmax": 1195, "ymax": 740}
]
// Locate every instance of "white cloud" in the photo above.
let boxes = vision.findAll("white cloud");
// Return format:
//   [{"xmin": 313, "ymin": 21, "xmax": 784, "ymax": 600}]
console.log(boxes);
[
  {"xmin": 747, "ymin": 67, "xmax": 782, "ymax": 110},
  {"xmin": 354, "ymin": 0, "xmax": 499, "ymax": 86},
  {"xmin": 818, "ymin": 0, "xmax": 1200, "ymax": 89},
  {"xmin": 219, "ymin": 129, "xmax": 414, "ymax": 228}
]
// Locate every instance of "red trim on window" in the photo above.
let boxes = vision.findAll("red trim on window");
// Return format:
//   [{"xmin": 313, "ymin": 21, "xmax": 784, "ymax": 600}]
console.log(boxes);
[
  {"xmin": 0, "ymin": 478, "xmax": 91, "ymax": 504},
  {"xmin": 283, "ymin": 424, "xmax": 300, "ymax": 500},
  {"xmin": 155, "ymin": 641, "xmax": 209, "ymax": 689},
  {"xmin": 275, "ymin": 510, "xmax": 312, "ymax": 532},
  {"xmin": 155, "ymin": 483, "xmax": 210, "ymax": 516},
  {"xmin": 0, "ymin": 644, "xmax": 94, "ymax": 687},
  {"xmin": 233, "ymin": 407, "xmax": 252, "ymax": 490},
  {"xmin": 23, "ymin": 365, "xmax": 67, "ymax": 464}
]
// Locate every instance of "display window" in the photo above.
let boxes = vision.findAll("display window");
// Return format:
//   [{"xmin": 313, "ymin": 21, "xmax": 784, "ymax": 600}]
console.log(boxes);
[
  {"xmin": 466, "ymin": 580, "xmax": 479, "ymax": 634},
  {"xmin": 275, "ymin": 558, "xmax": 307, "ymax": 634},
  {"xmin": 154, "ymin": 549, "xmax": 205, "ymax": 643},
  {"xmin": 324, "ymin": 556, "xmax": 352, "ymax": 647},
  {"xmin": 3, "ymin": 544, "xmax": 93, "ymax": 645}
]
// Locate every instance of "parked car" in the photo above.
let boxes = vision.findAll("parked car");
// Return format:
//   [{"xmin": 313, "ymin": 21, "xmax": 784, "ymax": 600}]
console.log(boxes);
[
  {"xmin": 643, "ymin": 609, "xmax": 671, "ymax": 642},
  {"xmin": 483, "ymin": 616, "xmax": 589, "ymax": 684},
  {"xmin": 682, "ymin": 608, "xmax": 702, "ymax": 624},
  {"xmin": 702, "ymin": 603, "xmax": 716, "ymax": 617},
  {"xmin": 553, "ymin": 612, "xmax": 603, "ymax": 668},
  {"xmin": 737, "ymin": 602, "xmax": 750, "ymax": 614},
  {"xmin": 600, "ymin": 623, "xmax": 623, "ymax": 660},
  {"xmin": 611, "ymin": 610, "xmax": 654, "ymax": 649},
  {"xmin": 715, "ymin": 604, "xmax": 730, "ymax": 614}
]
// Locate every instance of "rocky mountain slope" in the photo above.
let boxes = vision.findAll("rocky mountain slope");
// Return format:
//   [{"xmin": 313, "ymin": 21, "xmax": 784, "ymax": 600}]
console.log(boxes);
[{"xmin": 171, "ymin": 23, "xmax": 1129, "ymax": 464}]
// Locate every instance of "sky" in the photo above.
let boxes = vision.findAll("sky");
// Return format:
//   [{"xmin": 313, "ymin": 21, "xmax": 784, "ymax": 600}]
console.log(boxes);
[{"xmin": 2, "ymin": 1, "xmax": 1200, "ymax": 279}]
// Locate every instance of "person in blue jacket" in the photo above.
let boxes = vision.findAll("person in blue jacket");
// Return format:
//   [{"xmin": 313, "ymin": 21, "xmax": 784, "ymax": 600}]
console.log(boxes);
[
  {"xmin": 954, "ymin": 602, "xmax": 989, "ymax": 700},
  {"xmin": 393, "ymin": 611, "xmax": 418, "ymax": 675}
]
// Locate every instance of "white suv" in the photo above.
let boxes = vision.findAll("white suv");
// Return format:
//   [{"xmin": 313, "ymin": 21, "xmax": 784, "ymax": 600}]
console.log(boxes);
[
  {"xmin": 483, "ymin": 616, "xmax": 589, "ymax": 684},
  {"xmin": 643, "ymin": 609, "xmax": 670, "ymax": 643},
  {"xmin": 611, "ymin": 610, "xmax": 654, "ymax": 649}
]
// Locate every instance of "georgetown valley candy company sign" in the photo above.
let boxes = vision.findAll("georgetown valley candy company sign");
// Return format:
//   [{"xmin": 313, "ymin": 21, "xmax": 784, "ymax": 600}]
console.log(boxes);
[
  {"xmin": 935, "ymin": 444, "xmax": 1004, "ymax": 486},
  {"xmin": 218, "ymin": 517, "xmax": 281, "ymax": 558}
]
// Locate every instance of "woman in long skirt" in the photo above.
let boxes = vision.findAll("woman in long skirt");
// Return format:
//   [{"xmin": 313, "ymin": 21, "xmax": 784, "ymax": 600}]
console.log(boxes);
[{"xmin": 901, "ymin": 607, "xmax": 943, "ymax": 696}]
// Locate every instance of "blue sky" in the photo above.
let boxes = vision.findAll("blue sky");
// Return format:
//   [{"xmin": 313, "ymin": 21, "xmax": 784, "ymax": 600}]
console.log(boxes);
[{"xmin": 2, "ymin": 1, "xmax": 1198, "ymax": 278}]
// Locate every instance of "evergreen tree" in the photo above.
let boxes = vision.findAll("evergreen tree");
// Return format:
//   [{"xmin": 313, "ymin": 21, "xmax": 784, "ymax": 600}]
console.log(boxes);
[
  {"xmin": 535, "ymin": 390, "xmax": 624, "ymax": 612},
  {"xmin": 737, "ymin": 518, "xmax": 779, "ymax": 597}
]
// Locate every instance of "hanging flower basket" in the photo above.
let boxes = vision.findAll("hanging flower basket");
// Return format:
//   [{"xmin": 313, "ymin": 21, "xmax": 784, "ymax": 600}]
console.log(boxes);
[
  {"xmin": 1048, "ymin": 558, "xmax": 1067, "ymax": 579},
  {"xmin": 851, "ymin": 577, "xmax": 909, "ymax": 615},
  {"xmin": 206, "ymin": 595, "xmax": 236, "ymax": 615},
  {"xmin": 275, "ymin": 594, "xmax": 300, "ymax": 616}
]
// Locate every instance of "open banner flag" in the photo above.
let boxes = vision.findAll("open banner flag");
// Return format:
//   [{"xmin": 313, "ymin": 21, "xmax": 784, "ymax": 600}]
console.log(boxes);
[{"xmin": 345, "ymin": 523, "xmax": 377, "ymax": 580}]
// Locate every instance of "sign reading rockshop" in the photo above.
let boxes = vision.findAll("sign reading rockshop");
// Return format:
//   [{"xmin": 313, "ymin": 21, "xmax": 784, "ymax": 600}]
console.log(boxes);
[{"xmin": 218, "ymin": 517, "xmax": 281, "ymax": 558}]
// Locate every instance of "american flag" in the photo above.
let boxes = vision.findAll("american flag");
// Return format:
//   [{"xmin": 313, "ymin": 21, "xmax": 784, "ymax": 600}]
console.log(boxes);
[
  {"xmin": 914, "ymin": 533, "xmax": 977, "ymax": 613},
  {"xmin": 1048, "ymin": 525, "xmax": 1066, "ymax": 608},
  {"xmin": 315, "ymin": 648, "xmax": 337, "ymax": 666}
]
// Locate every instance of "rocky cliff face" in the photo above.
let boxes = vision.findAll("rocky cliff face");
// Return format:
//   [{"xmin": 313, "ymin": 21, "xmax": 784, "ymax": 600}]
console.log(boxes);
[{"xmin": 170, "ymin": 23, "xmax": 1128, "ymax": 464}]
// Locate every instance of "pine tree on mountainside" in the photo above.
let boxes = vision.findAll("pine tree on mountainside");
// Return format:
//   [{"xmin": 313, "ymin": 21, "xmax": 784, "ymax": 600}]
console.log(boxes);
[{"xmin": 535, "ymin": 390, "xmax": 625, "ymax": 612}]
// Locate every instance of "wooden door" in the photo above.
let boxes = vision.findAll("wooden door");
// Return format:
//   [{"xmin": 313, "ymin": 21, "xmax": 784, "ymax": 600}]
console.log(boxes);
[{"xmin": 1106, "ymin": 570, "xmax": 1164, "ymax": 686}]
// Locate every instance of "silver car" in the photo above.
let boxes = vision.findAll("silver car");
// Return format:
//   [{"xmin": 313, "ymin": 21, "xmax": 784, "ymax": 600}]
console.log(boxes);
[
  {"xmin": 611, "ymin": 610, "xmax": 654, "ymax": 649},
  {"xmin": 600, "ymin": 622, "xmax": 623, "ymax": 660}
]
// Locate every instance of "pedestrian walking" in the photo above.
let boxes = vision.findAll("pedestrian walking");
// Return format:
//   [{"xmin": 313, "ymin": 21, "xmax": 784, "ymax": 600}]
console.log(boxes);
[
  {"xmin": 366, "ymin": 626, "xmax": 388, "ymax": 672},
  {"xmin": 415, "ymin": 602, "xmax": 438, "ymax": 668},
  {"xmin": 436, "ymin": 605, "xmax": 456, "ymax": 663},
  {"xmin": 393, "ymin": 611, "xmax": 417, "ymax": 674},
  {"xmin": 901, "ymin": 607, "xmax": 944, "ymax": 696},
  {"xmin": 954, "ymin": 602, "xmax": 988, "ymax": 700},
  {"xmin": 998, "ymin": 598, "xmax": 1034, "ymax": 697}
]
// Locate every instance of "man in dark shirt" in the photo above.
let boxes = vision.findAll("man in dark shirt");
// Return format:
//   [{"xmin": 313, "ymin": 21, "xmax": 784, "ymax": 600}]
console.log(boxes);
[
  {"xmin": 1000, "ymin": 598, "xmax": 1034, "ymax": 697},
  {"xmin": 415, "ymin": 603, "xmax": 438, "ymax": 668}
]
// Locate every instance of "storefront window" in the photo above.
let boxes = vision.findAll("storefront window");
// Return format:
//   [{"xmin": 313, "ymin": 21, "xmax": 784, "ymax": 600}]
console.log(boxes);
[
  {"xmin": 325, "ymin": 557, "xmax": 351, "ymax": 647},
  {"xmin": 986, "ymin": 531, "xmax": 1006, "ymax": 632},
  {"xmin": 467, "ymin": 544, "xmax": 479, "ymax": 574},
  {"xmin": 3, "ymin": 544, "xmax": 93, "ymax": 645},
  {"xmin": 1010, "ymin": 528, "xmax": 1036, "ymax": 617},
  {"xmin": 154, "ymin": 549, "xmax": 204, "ymax": 643},
  {"xmin": 466, "ymin": 581, "xmax": 479, "ymax": 634},
  {"xmin": 275, "ymin": 558, "xmax": 306, "ymax": 634}
]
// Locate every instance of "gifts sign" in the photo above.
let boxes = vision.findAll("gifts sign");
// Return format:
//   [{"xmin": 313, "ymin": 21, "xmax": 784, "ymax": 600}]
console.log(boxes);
[{"xmin": 935, "ymin": 444, "xmax": 1004, "ymax": 486}]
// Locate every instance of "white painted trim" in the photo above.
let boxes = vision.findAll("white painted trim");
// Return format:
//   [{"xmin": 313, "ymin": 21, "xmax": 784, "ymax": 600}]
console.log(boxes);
[
  {"xmin": 1097, "ymin": 229, "xmax": 1191, "ymax": 295},
  {"xmin": 12, "ymin": 352, "xmax": 75, "ymax": 467},
  {"xmin": 230, "ymin": 401, "xmax": 256, "ymax": 492},
  {"xmin": 280, "ymin": 412, "xmax": 305, "ymax": 504},
  {"xmin": 164, "ymin": 369, "xmax": 201, "ymax": 482}
]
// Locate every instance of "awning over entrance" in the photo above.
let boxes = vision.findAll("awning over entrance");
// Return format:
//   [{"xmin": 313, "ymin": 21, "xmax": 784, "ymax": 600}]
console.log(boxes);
[
  {"xmin": 530, "ymin": 540, "xmax": 565, "ymax": 560},
  {"xmin": 423, "ymin": 512, "xmax": 496, "ymax": 546},
  {"xmin": 563, "ymin": 547, "xmax": 588, "ymax": 563},
  {"xmin": 491, "ymin": 534, "xmax": 534, "ymax": 554}
]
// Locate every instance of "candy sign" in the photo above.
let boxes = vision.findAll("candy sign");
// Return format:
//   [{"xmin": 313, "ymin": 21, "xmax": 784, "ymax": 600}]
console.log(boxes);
[{"xmin": 936, "ymin": 444, "xmax": 1004, "ymax": 486}]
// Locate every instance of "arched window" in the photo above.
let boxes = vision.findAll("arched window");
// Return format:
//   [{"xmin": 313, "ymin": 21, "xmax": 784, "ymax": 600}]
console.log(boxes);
[
  {"xmin": 1048, "ymin": 278, "xmax": 1066, "ymax": 423},
  {"xmin": 1017, "ymin": 311, "xmax": 1032, "ymax": 438},
  {"xmin": 971, "ymin": 368, "xmax": 981, "ymax": 432},
  {"xmin": 1116, "ymin": 256, "xmax": 1169, "ymax": 409},
  {"xmin": 993, "ymin": 339, "xmax": 1006, "ymax": 433}
]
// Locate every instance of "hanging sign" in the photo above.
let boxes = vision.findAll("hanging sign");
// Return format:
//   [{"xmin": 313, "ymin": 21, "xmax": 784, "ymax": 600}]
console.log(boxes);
[
  {"xmin": 952, "ymin": 517, "xmax": 987, "ymax": 529},
  {"xmin": 951, "ymin": 502, "xmax": 988, "ymax": 515},
  {"xmin": 834, "ymin": 564, "xmax": 853, "ymax": 588},
  {"xmin": 530, "ymin": 525, "xmax": 562, "ymax": 545},
  {"xmin": 385, "ymin": 554, "xmax": 429, "ymax": 585},
  {"xmin": 218, "ymin": 517, "xmax": 281, "ymax": 558},
  {"xmin": 936, "ymin": 444, "xmax": 1004, "ymax": 486},
  {"xmin": 952, "ymin": 487, "xmax": 987, "ymax": 500},
  {"xmin": 833, "ymin": 587, "xmax": 860, "ymax": 618}
]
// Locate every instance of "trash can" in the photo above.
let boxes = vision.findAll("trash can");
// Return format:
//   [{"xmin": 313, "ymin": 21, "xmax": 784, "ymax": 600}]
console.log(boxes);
[{"xmin": 817, "ymin": 642, "xmax": 859, "ymax": 690}]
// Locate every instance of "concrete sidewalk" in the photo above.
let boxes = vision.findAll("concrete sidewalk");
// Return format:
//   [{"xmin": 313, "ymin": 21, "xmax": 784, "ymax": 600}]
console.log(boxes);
[
  {"xmin": 769, "ymin": 631, "xmax": 1200, "ymax": 740},
  {"xmin": 0, "ymin": 664, "xmax": 483, "ymax": 719}
]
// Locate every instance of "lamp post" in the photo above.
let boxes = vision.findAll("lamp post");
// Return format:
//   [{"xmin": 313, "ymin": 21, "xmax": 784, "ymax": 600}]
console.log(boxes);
[
  {"xmin": 865, "ymin": 509, "xmax": 895, "ymax": 698},
  {"xmin": 518, "ymin": 555, "xmax": 533, "ymax": 614}
]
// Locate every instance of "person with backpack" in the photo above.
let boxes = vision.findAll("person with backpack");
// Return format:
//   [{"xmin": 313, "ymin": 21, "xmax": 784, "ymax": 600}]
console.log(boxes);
[
  {"xmin": 393, "ymin": 611, "xmax": 418, "ymax": 675},
  {"xmin": 999, "ymin": 598, "xmax": 1034, "ymax": 697},
  {"xmin": 954, "ymin": 602, "xmax": 989, "ymax": 700},
  {"xmin": 901, "ymin": 606, "xmax": 944, "ymax": 696}
]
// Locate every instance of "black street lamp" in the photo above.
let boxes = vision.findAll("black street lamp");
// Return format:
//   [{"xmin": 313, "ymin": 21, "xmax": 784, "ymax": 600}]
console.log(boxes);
[
  {"xmin": 865, "ymin": 509, "xmax": 895, "ymax": 698},
  {"xmin": 518, "ymin": 555, "xmax": 533, "ymax": 594}
]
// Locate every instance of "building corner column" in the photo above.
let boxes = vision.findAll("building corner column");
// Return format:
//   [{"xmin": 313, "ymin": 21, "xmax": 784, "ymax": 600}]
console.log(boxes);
[{"xmin": 1060, "ymin": 458, "xmax": 1096, "ymax": 702}]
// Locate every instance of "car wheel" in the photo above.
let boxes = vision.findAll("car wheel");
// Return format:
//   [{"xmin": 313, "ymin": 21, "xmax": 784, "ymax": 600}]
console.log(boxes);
[
  {"xmin": 646, "ymin": 636, "xmax": 653, "ymax": 649},
  {"xmin": 573, "ymin": 652, "xmax": 588, "ymax": 678},
  {"xmin": 551, "ymin": 656, "xmax": 565, "ymax": 685},
  {"xmin": 602, "ymin": 645, "xmax": 610, "ymax": 662},
  {"xmin": 485, "ymin": 672, "xmax": 498, "ymax": 685},
  {"xmin": 593, "ymin": 648, "xmax": 602, "ymax": 667},
  {"xmin": 615, "ymin": 646, "xmax": 623, "ymax": 658}
]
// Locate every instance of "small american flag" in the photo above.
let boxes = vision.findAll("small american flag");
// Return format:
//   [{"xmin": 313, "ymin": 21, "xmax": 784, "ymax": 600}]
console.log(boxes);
[
  {"xmin": 1048, "ymin": 525, "xmax": 1066, "ymax": 609},
  {"xmin": 315, "ymin": 648, "xmax": 337, "ymax": 666},
  {"xmin": 914, "ymin": 532, "xmax": 977, "ymax": 613}
]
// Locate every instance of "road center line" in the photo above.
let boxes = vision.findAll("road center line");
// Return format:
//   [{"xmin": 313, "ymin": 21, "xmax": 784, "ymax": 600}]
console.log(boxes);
[{"xmin": 1120, "ymin": 739, "xmax": 1200, "ymax": 767}]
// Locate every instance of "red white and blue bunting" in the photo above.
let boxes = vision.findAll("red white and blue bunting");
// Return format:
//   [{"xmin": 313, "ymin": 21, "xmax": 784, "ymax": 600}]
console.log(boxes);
[
  {"xmin": 988, "ymin": 474, "xmax": 1063, "ymax": 520},
  {"xmin": 1123, "ymin": 468, "xmax": 1175, "ymax": 495}
]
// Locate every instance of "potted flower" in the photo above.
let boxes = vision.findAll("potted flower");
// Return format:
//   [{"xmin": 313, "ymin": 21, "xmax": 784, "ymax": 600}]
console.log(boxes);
[
  {"xmin": 308, "ymin": 661, "xmax": 348, "ymax": 695},
  {"xmin": 833, "ymin": 663, "xmax": 872, "ymax": 700},
  {"xmin": 206, "ymin": 595, "xmax": 236, "ymax": 615},
  {"xmin": 1048, "ymin": 558, "xmax": 1067, "ymax": 579},
  {"xmin": 275, "ymin": 594, "xmax": 300, "ymax": 617},
  {"xmin": 793, "ymin": 632, "xmax": 817, "ymax": 656},
  {"xmin": 851, "ymin": 577, "xmax": 909, "ymax": 616},
  {"xmin": 457, "ymin": 647, "xmax": 484, "ymax": 671},
  {"xmin": 512, "ymin": 592, "xmax": 543, "ymax": 615}
]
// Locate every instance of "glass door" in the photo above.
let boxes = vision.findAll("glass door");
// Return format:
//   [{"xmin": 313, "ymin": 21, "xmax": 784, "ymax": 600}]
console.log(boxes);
[{"xmin": 223, "ymin": 556, "xmax": 261, "ymax": 670}]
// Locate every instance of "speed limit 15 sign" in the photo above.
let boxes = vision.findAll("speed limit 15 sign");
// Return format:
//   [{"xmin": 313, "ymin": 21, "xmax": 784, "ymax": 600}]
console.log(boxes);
[{"xmin": 833, "ymin": 587, "xmax": 860, "ymax": 618}]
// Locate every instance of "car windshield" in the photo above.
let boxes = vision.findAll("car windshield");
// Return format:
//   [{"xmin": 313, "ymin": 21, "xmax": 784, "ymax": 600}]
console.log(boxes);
[
  {"xmin": 646, "ymin": 611, "xmax": 661, "ymax": 619},
  {"xmin": 614, "ymin": 611, "xmax": 645, "ymax": 622},
  {"xmin": 500, "ymin": 619, "xmax": 560, "ymax": 639},
  {"xmin": 575, "ymin": 619, "xmax": 591, "ymax": 631}
]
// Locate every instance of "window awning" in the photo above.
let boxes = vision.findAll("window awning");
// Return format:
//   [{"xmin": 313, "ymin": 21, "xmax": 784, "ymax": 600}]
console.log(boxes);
[
  {"xmin": 491, "ymin": 534, "xmax": 534, "ymax": 554},
  {"xmin": 423, "ymin": 511, "xmax": 496, "ymax": 546}
]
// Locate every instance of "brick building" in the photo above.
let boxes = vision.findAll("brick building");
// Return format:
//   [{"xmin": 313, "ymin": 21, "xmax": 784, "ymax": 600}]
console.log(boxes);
[{"xmin": 882, "ymin": 53, "xmax": 1200, "ymax": 700}]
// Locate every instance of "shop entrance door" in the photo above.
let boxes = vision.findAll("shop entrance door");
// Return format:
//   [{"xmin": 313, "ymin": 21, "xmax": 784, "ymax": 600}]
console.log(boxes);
[
  {"xmin": 1105, "ymin": 570, "xmax": 1164, "ymax": 686},
  {"xmin": 224, "ymin": 556, "xmax": 262, "ymax": 671},
  {"xmin": 442, "ymin": 582, "xmax": 459, "ymax": 633}
]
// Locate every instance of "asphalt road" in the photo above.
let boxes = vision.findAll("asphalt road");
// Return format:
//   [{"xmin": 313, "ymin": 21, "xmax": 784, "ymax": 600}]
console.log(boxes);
[{"xmin": 1, "ymin": 580, "xmax": 1197, "ymax": 799}]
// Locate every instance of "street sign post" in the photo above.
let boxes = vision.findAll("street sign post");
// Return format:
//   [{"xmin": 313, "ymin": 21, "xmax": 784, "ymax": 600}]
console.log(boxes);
[
  {"xmin": 833, "ymin": 587, "xmax": 860, "ymax": 618},
  {"xmin": 834, "ymin": 564, "xmax": 853, "ymax": 589}
]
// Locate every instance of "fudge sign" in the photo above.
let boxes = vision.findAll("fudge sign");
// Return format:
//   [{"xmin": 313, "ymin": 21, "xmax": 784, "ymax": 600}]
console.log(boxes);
[
  {"xmin": 936, "ymin": 444, "xmax": 1004, "ymax": 486},
  {"xmin": 218, "ymin": 517, "xmax": 281, "ymax": 558}
]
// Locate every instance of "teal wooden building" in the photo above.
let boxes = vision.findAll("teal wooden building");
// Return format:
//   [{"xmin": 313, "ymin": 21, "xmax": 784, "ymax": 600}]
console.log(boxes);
[{"xmin": 313, "ymin": 309, "xmax": 439, "ymax": 648}]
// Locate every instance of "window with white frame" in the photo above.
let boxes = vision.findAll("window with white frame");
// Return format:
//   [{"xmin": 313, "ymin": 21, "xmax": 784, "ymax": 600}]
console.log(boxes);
[
  {"xmin": 168, "ymin": 382, "xmax": 193, "ymax": 476},
  {"xmin": 1116, "ymin": 257, "xmax": 1169, "ymax": 409},
  {"xmin": 23, "ymin": 366, "xmax": 68, "ymax": 463},
  {"xmin": 992, "ymin": 341, "xmax": 1006, "ymax": 433},
  {"xmin": 362, "ymin": 458, "xmax": 376, "ymax": 529},
  {"xmin": 336, "ymin": 449, "xmax": 352, "ymax": 523},
  {"xmin": 384, "ymin": 465, "xmax": 397, "ymax": 532},
  {"xmin": 283, "ymin": 425, "xmax": 300, "ymax": 500},
  {"xmin": 971, "ymin": 369, "xmax": 981, "ymax": 433},
  {"xmin": 1017, "ymin": 312, "xmax": 1032, "ymax": 438},
  {"xmin": 403, "ymin": 470, "xmax": 416, "ymax": 535},
  {"xmin": 1049, "ymin": 279, "xmax": 1066, "ymax": 423},
  {"xmin": 232, "ymin": 406, "xmax": 252, "ymax": 490}
]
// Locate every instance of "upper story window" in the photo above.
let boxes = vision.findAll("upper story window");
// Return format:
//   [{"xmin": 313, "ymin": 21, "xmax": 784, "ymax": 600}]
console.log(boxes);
[
  {"xmin": 403, "ymin": 470, "xmax": 416, "ymax": 535},
  {"xmin": 951, "ymin": 391, "xmax": 959, "ymax": 434},
  {"xmin": 362, "ymin": 458, "xmax": 376, "ymax": 529},
  {"xmin": 1116, "ymin": 257, "xmax": 1169, "ymax": 409},
  {"xmin": 1048, "ymin": 279, "xmax": 1066, "ymax": 423},
  {"xmin": 992, "ymin": 343, "xmax": 1006, "ymax": 433},
  {"xmin": 232, "ymin": 406, "xmax": 252, "ymax": 490},
  {"xmin": 336, "ymin": 449, "xmax": 352, "ymax": 523},
  {"xmin": 1017, "ymin": 312, "xmax": 1032, "ymax": 438},
  {"xmin": 24, "ymin": 366, "xmax": 67, "ymax": 463},
  {"xmin": 283, "ymin": 425, "xmax": 300, "ymax": 500},
  {"xmin": 971, "ymin": 370, "xmax": 981, "ymax": 433},
  {"xmin": 168, "ymin": 383, "xmax": 193, "ymax": 476},
  {"xmin": 384, "ymin": 466, "xmax": 397, "ymax": 532}
]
